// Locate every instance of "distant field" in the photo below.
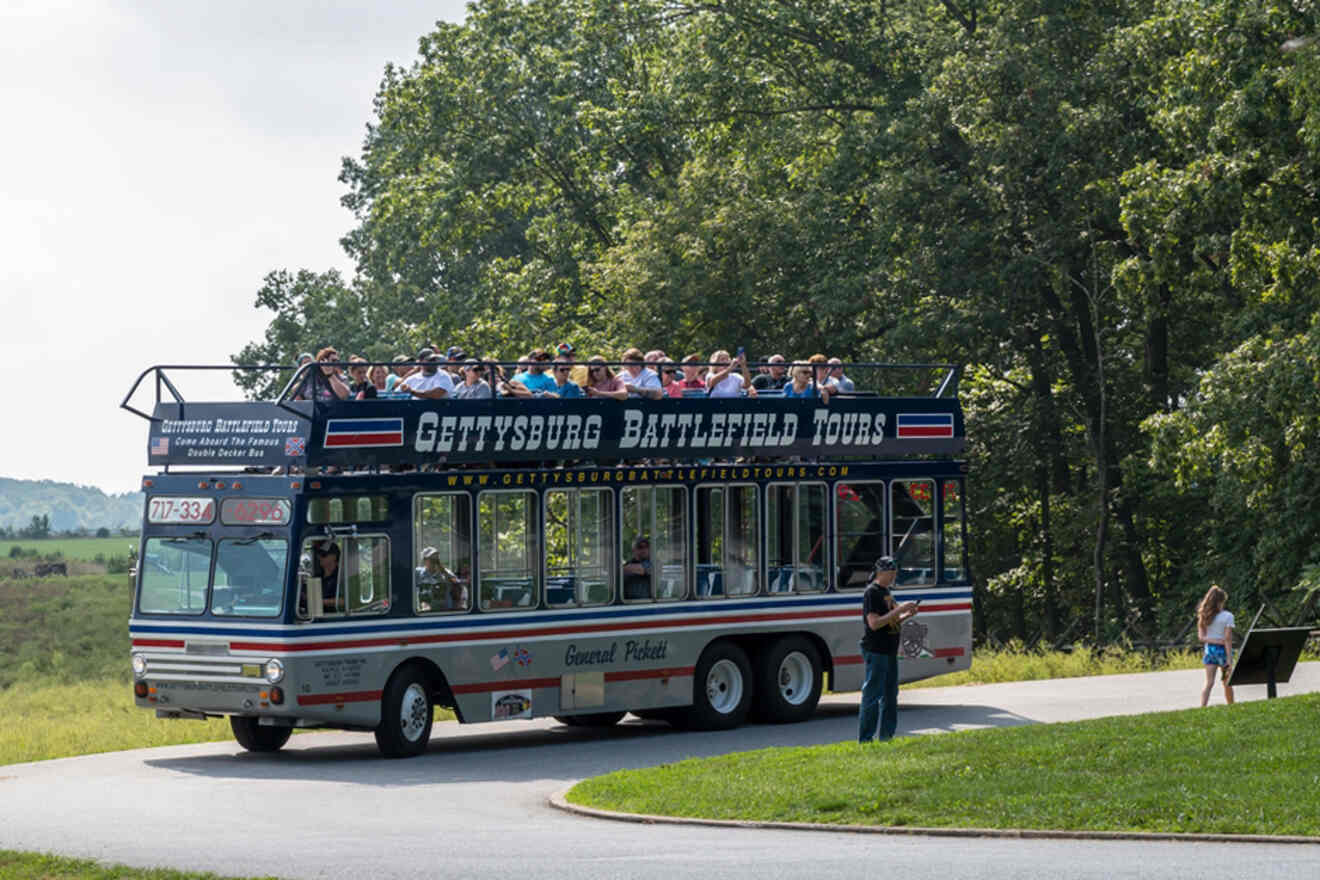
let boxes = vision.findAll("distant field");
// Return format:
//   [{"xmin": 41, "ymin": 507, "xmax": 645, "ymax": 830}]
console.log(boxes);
[{"xmin": 0, "ymin": 537, "xmax": 137, "ymax": 560}]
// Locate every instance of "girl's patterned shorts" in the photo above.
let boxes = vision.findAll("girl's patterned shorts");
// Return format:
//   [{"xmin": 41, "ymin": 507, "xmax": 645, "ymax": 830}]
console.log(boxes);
[{"xmin": 1203, "ymin": 643, "xmax": 1228, "ymax": 667}]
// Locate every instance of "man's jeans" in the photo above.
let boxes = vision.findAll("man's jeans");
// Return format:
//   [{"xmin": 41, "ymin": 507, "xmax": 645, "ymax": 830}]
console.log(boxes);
[{"xmin": 858, "ymin": 649, "xmax": 899, "ymax": 742}]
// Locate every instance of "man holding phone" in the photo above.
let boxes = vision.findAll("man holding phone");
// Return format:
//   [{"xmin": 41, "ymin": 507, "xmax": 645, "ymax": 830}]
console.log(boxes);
[{"xmin": 858, "ymin": 556, "xmax": 919, "ymax": 742}]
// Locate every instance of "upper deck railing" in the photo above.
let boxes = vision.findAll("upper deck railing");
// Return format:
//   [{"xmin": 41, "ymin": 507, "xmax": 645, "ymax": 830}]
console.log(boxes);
[{"xmin": 122, "ymin": 361, "xmax": 965, "ymax": 469}]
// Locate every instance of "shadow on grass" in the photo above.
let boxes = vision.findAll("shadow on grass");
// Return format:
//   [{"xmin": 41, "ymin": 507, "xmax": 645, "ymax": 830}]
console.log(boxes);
[{"xmin": 143, "ymin": 698, "xmax": 1033, "ymax": 788}]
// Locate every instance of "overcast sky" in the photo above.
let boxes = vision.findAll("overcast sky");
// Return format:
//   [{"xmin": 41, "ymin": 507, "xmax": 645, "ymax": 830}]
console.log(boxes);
[{"xmin": 1, "ymin": 0, "xmax": 469, "ymax": 495}]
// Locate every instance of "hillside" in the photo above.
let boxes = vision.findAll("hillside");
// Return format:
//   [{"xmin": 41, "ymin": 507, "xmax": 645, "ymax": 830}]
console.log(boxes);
[{"xmin": 0, "ymin": 477, "xmax": 142, "ymax": 532}]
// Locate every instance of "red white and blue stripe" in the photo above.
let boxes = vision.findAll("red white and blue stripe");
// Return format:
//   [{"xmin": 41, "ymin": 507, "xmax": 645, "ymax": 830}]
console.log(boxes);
[
  {"xmin": 323, "ymin": 418, "xmax": 404, "ymax": 448},
  {"xmin": 896, "ymin": 412, "xmax": 955, "ymax": 439}
]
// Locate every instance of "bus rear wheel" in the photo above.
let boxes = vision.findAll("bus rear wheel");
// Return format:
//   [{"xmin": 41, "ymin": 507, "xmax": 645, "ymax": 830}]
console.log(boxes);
[
  {"xmin": 374, "ymin": 666, "xmax": 434, "ymax": 759},
  {"xmin": 553, "ymin": 711, "xmax": 626, "ymax": 727},
  {"xmin": 683, "ymin": 641, "xmax": 753, "ymax": 730},
  {"xmin": 230, "ymin": 716, "xmax": 292, "ymax": 753},
  {"xmin": 753, "ymin": 636, "xmax": 822, "ymax": 723}
]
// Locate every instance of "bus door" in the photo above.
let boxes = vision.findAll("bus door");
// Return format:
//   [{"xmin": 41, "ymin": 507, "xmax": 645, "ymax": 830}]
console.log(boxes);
[{"xmin": 298, "ymin": 495, "xmax": 392, "ymax": 619}]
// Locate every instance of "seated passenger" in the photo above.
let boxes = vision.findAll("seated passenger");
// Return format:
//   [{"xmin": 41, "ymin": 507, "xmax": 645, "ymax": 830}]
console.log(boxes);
[
  {"xmin": 826, "ymin": 357, "xmax": 855, "ymax": 392},
  {"xmin": 510, "ymin": 348, "xmax": 557, "ymax": 395},
  {"xmin": 671, "ymin": 354, "xmax": 706, "ymax": 397},
  {"xmin": 384, "ymin": 354, "xmax": 413, "ymax": 392},
  {"xmin": 622, "ymin": 536, "xmax": 651, "ymax": 600},
  {"xmin": 294, "ymin": 347, "xmax": 351, "ymax": 401},
  {"xmin": 784, "ymin": 363, "xmax": 831, "ymax": 403},
  {"xmin": 445, "ymin": 346, "xmax": 466, "ymax": 382},
  {"xmin": 548, "ymin": 353, "xmax": 583, "ymax": 398},
  {"xmin": 620, "ymin": 348, "xmax": 663, "ymax": 399},
  {"xmin": 347, "ymin": 356, "xmax": 378, "ymax": 399},
  {"xmin": 398, "ymin": 348, "xmax": 454, "ymax": 399},
  {"xmin": 368, "ymin": 363, "xmax": 389, "ymax": 393},
  {"xmin": 706, "ymin": 349, "xmax": 758, "ymax": 399},
  {"xmin": 416, "ymin": 546, "xmax": 467, "ymax": 610},
  {"xmin": 658, "ymin": 358, "xmax": 679, "ymax": 397},
  {"xmin": 752, "ymin": 354, "xmax": 788, "ymax": 391},
  {"xmin": 314, "ymin": 541, "xmax": 342, "ymax": 611},
  {"xmin": 584, "ymin": 356, "xmax": 628, "ymax": 400},
  {"xmin": 808, "ymin": 353, "xmax": 829, "ymax": 388},
  {"xmin": 453, "ymin": 359, "xmax": 493, "ymax": 399}
]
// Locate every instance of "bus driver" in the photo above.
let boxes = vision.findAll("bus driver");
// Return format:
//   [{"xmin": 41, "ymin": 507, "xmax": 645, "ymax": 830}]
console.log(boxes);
[{"xmin": 314, "ymin": 542, "xmax": 342, "ymax": 612}]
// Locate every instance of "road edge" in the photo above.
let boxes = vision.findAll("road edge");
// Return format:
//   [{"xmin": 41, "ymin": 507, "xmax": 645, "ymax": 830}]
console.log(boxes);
[{"xmin": 548, "ymin": 788, "xmax": 1320, "ymax": 845}]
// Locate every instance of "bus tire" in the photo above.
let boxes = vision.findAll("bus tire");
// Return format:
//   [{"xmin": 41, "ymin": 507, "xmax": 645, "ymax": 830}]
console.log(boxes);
[
  {"xmin": 374, "ymin": 666, "xmax": 433, "ymax": 759},
  {"xmin": 229, "ymin": 716, "xmax": 292, "ymax": 753},
  {"xmin": 684, "ymin": 641, "xmax": 753, "ymax": 730},
  {"xmin": 553, "ymin": 711, "xmax": 626, "ymax": 728},
  {"xmin": 753, "ymin": 636, "xmax": 822, "ymax": 723}
]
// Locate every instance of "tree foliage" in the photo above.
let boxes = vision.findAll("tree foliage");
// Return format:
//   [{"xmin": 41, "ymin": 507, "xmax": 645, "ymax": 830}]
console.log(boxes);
[{"xmin": 235, "ymin": 0, "xmax": 1320, "ymax": 641}]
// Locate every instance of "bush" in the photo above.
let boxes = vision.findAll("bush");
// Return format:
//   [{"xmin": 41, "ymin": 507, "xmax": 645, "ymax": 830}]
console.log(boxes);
[{"xmin": 7, "ymin": 546, "xmax": 22, "ymax": 559}]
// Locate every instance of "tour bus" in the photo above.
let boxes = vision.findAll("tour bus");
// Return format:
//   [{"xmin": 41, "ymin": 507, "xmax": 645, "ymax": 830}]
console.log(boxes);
[{"xmin": 122, "ymin": 362, "xmax": 972, "ymax": 758}]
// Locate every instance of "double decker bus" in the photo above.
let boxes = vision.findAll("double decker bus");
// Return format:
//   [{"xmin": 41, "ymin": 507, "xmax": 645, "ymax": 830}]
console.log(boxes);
[{"xmin": 123, "ymin": 362, "xmax": 971, "ymax": 758}]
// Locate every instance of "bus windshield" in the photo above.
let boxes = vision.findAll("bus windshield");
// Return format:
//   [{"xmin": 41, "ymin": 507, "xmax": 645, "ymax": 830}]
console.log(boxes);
[{"xmin": 139, "ymin": 535, "xmax": 288, "ymax": 618}]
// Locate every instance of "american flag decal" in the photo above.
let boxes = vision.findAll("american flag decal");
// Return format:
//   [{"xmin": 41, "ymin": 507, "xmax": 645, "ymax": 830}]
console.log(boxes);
[
  {"xmin": 323, "ymin": 418, "xmax": 404, "ymax": 449},
  {"xmin": 150, "ymin": 436, "xmax": 169, "ymax": 456},
  {"xmin": 896, "ymin": 413, "xmax": 955, "ymax": 439}
]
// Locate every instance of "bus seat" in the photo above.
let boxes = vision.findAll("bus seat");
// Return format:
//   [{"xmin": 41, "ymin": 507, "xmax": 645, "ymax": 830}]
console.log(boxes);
[
  {"xmin": 696, "ymin": 565, "xmax": 723, "ymax": 597},
  {"xmin": 546, "ymin": 575, "xmax": 575, "ymax": 606}
]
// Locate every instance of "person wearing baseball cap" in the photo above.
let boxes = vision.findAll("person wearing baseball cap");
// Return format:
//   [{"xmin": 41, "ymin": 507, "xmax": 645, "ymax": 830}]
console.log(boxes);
[{"xmin": 858, "ymin": 555, "xmax": 919, "ymax": 742}]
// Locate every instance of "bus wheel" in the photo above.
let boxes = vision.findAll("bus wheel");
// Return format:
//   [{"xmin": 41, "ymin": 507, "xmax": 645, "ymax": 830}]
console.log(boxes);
[
  {"xmin": 553, "ymin": 711, "xmax": 626, "ymax": 728},
  {"xmin": 229, "ymin": 716, "xmax": 292, "ymax": 753},
  {"xmin": 754, "ymin": 636, "xmax": 822, "ymax": 723},
  {"xmin": 374, "ymin": 667, "xmax": 433, "ymax": 759},
  {"xmin": 685, "ymin": 641, "xmax": 753, "ymax": 730}
]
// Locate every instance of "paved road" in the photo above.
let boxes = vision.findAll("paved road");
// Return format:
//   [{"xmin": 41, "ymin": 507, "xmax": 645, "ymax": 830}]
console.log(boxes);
[{"xmin": 3, "ymin": 665, "xmax": 1318, "ymax": 880}]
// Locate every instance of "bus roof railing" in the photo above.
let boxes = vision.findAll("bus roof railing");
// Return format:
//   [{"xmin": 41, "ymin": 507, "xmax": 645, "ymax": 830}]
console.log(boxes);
[{"xmin": 125, "ymin": 362, "xmax": 965, "ymax": 469}]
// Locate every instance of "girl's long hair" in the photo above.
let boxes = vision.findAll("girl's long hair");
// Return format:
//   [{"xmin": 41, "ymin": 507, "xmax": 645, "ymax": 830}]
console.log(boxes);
[{"xmin": 1197, "ymin": 585, "xmax": 1228, "ymax": 630}]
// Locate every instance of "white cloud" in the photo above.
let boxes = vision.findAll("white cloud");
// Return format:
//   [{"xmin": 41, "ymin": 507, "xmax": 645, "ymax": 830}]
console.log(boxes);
[{"xmin": 0, "ymin": 0, "xmax": 468, "ymax": 494}]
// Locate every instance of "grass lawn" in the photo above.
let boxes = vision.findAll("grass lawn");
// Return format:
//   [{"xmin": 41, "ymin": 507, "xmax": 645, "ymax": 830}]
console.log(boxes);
[
  {"xmin": 1, "ymin": 537, "xmax": 137, "ymax": 561},
  {"xmin": 0, "ymin": 850, "xmax": 276, "ymax": 880},
  {"xmin": 568, "ymin": 693, "xmax": 1320, "ymax": 836}
]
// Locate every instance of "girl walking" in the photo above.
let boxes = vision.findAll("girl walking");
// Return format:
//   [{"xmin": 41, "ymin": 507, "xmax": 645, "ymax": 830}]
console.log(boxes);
[{"xmin": 1197, "ymin": 585, "xmax": 1235, "ymax": 706}]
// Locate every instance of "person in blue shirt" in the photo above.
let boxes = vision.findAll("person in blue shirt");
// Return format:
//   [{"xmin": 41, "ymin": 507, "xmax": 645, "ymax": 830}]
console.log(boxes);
[
  {"xmin": 548, "ymin": 353, "xmax": 583, "ymax": 398},
  {"xmin": 782, "ymin": 363, "xmax": 832, "ymax": 403},
  {"xmin": 505, "ymin": 348, "xmax": 558, "ymax": 396}
]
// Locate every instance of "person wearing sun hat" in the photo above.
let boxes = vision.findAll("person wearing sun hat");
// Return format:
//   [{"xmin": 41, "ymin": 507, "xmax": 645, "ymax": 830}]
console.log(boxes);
[{"xmin": 858, "ymin": 555, "xmax": 919, "ymax": 742}]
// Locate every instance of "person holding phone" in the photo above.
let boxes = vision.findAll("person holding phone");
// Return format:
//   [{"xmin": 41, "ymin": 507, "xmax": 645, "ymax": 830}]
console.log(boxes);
[
  {"xmin": 706, "ymin": 348, "xmax": 758, "ymax": 398},
  {"xmin": 858, "ymin": 556, "xmax": 919, "ymax": 742}
]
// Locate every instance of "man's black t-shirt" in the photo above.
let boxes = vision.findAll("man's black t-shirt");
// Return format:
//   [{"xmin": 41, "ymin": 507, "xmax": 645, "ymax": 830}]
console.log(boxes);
[
  {"xmin": 861, "ymin": 582, "xmax": 900, "ymax": 654},
  {"xmin": 752, "ymin": 374, "xmax": 787, "ymax": 391}
]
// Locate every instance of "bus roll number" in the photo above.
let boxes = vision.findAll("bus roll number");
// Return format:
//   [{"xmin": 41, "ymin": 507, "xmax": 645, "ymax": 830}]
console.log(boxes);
[
  {"xmin": 148, "ymin": 497, "xmax": 215, "ymax": 524},
  {"xmin": 220, "ymin": 498, "xmax": 290, "ymax": 526}
]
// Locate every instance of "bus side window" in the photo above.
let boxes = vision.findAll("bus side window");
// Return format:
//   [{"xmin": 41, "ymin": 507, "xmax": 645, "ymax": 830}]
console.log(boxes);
[
  {"xmin": 768, "ymin": 483, "xmax": 827, "ymax": 593},
  {"xmin": 545, "ymin": 488, "xmax": 613, "ymax": 607},
  {"xmin": 414, "ymin": 493, "xmax": 472, "ymax": 614},
  {"xmin": 344, "ymin": 536, "xmax": 390, "ymax": 615},
  {"xmin": 892, "ymin": 480, "xmax": 935, "ymax": 585},
  {"xmin": 941, "ymin": 479, "xmax": 967, "ymax": 581},
  {"xmin": 834, "ymin": 481, "xmax": 886, "ymax": 590},
  {"xmin": 621, "ymin": 485, "xmax": 687, "ymax": 602},
  {"xmin": 697, "ymin": 484, "xmax": 759, "ymax": 598},
  {"xmin": 478, "ymin": 491, "xmax": 538, "ymax": 611}
]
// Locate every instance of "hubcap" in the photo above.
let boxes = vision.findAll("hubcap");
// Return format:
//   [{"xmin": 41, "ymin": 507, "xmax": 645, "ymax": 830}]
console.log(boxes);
[
  {"xmin": 399, "ymin": 683, "xmax": 430, "ymax": 742},
  {"xmin": 705, "ymin": 658, "xmax": 744, "ymax": 714},
  {"xmin": 776, "ymin": 650, "xmax": 813, "ymax": 706}
]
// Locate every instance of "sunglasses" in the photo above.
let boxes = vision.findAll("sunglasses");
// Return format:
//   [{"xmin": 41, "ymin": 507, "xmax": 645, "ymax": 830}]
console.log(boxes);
[{"xmin": 555, "ymin": 366, "xmax": 570, "ymax": 373}]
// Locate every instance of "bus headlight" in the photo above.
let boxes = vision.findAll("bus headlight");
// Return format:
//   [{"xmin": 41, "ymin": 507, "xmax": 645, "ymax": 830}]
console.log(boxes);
[
  {"xmin": 131, "ymin": 654, "xmax": 148, "ymax": 679},
  {"xmin": 264, "ymin": 658, "xmax": 285, "ymax": 684}
]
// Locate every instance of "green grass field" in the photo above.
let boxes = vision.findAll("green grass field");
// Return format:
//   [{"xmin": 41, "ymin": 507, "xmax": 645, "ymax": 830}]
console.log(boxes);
[
  {"xmin": 1, "ymin": 536, "xmax": 137, "ymax": 561},
  {"xmin": 568, "ymin": 693, "xmax": 1320, "ymax": 836},
  {"xmin": 0, "ymin": 851, "xmax": 276, "ymax": 880}
]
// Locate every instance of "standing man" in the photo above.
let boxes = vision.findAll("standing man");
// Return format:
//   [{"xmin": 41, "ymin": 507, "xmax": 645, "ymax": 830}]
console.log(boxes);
[{"xmin": 858, "ymin": 556, "xmax": 918, "ymax": 742}]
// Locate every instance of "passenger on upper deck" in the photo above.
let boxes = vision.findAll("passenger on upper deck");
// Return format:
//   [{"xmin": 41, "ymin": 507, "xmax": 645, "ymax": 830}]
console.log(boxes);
[
  {"xmin": 295, "ymin": 347, "xmax": 351, "ymax": 401},
  {"xmin": 672, "ymin": 354, "xmax": 706, "ymax": 397},
  {"xmin": 706, "ymin": 349, "xmax": 758, "ymax": 399},
  {"xmin": 368, "ymin": 363, "xmax": 388, "ymax": 393},
  {"xmin": 826, "ymin": 357, "xmax": 855, "ymax": 392},
  {"xmin": 508, "ymin": 348, "xmax": 557, "ymax": 396},
  {"xmin": 347, "ymin": 356, "xmax": 378, "ymax": 400},
  {"xmin": 398, "ymin": 348, "xmax": 454, "ymax": 399},
  {"xmin": 658, "ymin": 358, "xmax": 679, "ymax": 396},
  {"xmin": 453, "ymin": 359, "xmax": 493, "ymax": 399},
  {"xmin": 621, "ymin": 348, "xmax": 663, "ymax": 400},
  {"xmin": 444, "ymin": 346, "xmax": 466, "ymax": 381},
  {"xmin": 384, "ymin": 354, "xmax": 412, "ymax": 392},
  {"xmin": 622, "ymin": 535, "xmax": 651, "ymax": 600},
  {"xmin": 808, "ymin": 353, "xmax": 829, "ymax": 388},
  {"xmin": 784, "ymin": 362, "xmax": 831, "ymax": 403},
  {"xmin": 752, "ymin": 354, "xmax": 788, "ymax": 391},
  {"xmin": 548, "ymin": 353, "xmax": 583, "ymax": 398},
  {"xmin": 584, "ymin": 356, "xmax": 628, "ymax": 400}
]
